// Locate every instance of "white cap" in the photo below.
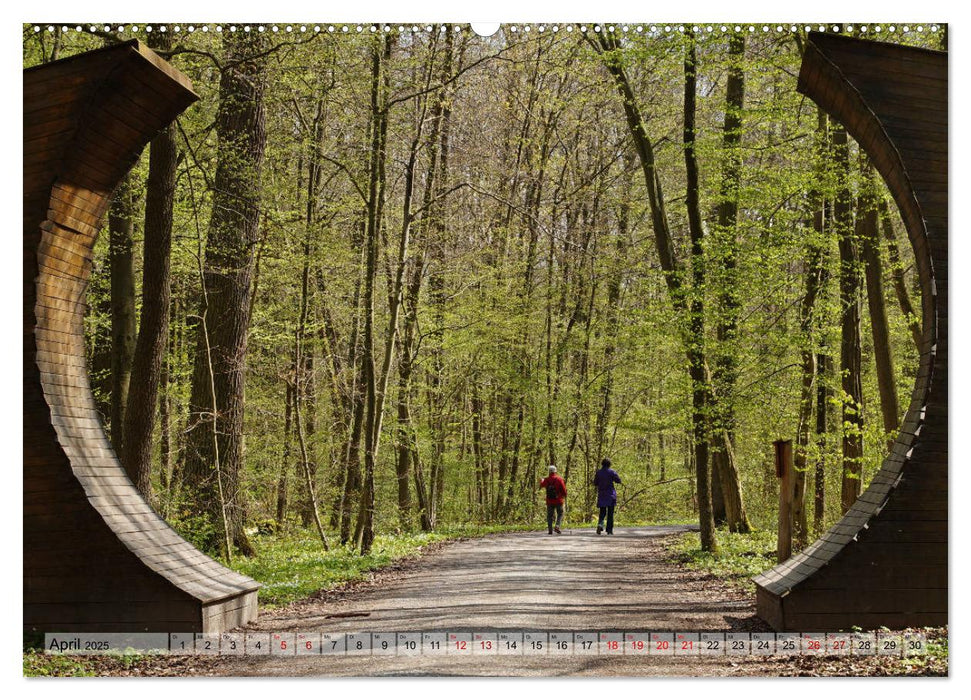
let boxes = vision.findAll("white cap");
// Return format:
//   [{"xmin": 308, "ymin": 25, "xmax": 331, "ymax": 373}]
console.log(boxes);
[{"xmin": 548, "ymin": 465, "xmax": 557, "ymax": 473}]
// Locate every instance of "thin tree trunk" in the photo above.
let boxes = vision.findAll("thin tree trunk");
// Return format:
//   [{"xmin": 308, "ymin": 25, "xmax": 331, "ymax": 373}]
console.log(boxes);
[
  {"xmin": 860, "ymin": 161, "xmax": 900, "ymax": 447},
  {"xmin": 294, "ymin": 328, "xmax": 329, "ymax": 550},
  {"xmin": 337, "ymin": 223, "xmax": 367, "ymax": 540},
  {"xmin": 355, "ymin": 33, "xmax": 395, "ymax": 554},
  {"xmin": 878, "ymin": 200, "xmax": 921, "ymax": 349},
  {"xmin": 793, "ymin": 108, "xmax": 829, "ymax": 548},
  {"xmin": 814, "ymin": 352, "xmax": 830, "ymax": 534},
  {"xmin": 832, "ymin": 125, "xmax": 865, "ymax": 514},
  {"xmin": 594, "ymin": 169, "xmax": 630, "ymax": 469},
  {"xmin": 276, "ymin": 379, "xmax": 294, "ymax": 528},
  {"xmin": 393, "ymin": 33, "xmax": 453, "ymax": 530},
  {"xmin": 108, "ymin": 171, "xmax": 137, "ymax": 455},
  {"xmin": 471, "ymin": 383, "xmax": 486, "ymax": 517},
  {"xmin": 395, "ymin": 353, "xmax": 416, "ymax": 530}
]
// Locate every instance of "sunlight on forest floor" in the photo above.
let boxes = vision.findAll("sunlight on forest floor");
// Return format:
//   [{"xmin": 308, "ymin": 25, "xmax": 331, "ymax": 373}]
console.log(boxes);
[
  {"xmin": 667, "ymin": 529, "xmax": 778, "ymax": 591},
  {"xmin": 229, "ymin": 525, "xmax": 532, "ymax": 607},
  {"xmin": 230, "ymin": 520, "xmax": 697, "ymax": 607}
]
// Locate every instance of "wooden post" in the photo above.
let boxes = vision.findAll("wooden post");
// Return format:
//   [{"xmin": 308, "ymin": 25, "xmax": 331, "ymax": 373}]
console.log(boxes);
[{"xmin": 774, "ymin": 439, "xmax": 794, "ymax": 562}]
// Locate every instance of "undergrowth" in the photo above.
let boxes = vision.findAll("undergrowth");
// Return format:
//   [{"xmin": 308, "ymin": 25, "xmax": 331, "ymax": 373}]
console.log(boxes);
[{"xmin": 667, "ymin": 528, "xmax": 777, "ymax": 591}]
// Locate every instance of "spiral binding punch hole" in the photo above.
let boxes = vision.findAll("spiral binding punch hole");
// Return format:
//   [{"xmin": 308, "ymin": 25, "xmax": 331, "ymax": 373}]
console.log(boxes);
[{"xmin": 29, "ymin": 24, "xmax": 942, "ymax": 37}]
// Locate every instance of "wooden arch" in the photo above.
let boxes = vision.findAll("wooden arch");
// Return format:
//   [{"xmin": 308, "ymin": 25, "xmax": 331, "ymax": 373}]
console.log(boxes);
[
  {"xmin": 24, "ymin": 41, "xmax": 259, "ymax": 632},
  {"xmin": 754, "ymin": 33, "xmax": 947, "ymax": 630}
]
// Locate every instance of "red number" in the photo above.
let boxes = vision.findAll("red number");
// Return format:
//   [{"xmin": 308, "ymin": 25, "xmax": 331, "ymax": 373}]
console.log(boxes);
[
  {"xmin": 305, "ymin": 641, "xmax": 312, "ymax": 650},
  {"xmin": 456, "ymin": 640, "xmax": 467, "ymax": 650},
  {"xmin": 832, "ymin": 640, "xmax": 845, "ymax": 650},
  {"xmin": 480, "ymin": 641, "xmax": 492, "ymax": 650},
  {"xmin": 280, "ymin": 640, "xmax": 287, "ymax": 650},
  {"xmin": 808, "ymin": 640, "xmax": 820, "ymax": 650},
  {"xmin": 608, "ymin": 641, "xmax": 619, "ymax": 650},
  {"xmin": 631, "ymin": 640, "xmax": 644, "ymax": 651},
  {"xmin": 681, "ymin": 641, "xmax": 693, "ymax": 650},
  {"xmin": 656, "ymin": 641, "xmax": 669, "ymax": 651}
]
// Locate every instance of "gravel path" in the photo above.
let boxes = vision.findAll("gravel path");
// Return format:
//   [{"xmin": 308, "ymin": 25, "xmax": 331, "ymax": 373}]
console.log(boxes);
[{"xmin": 210, "ymin": 525, "xmax": 771, "ymax": 677}]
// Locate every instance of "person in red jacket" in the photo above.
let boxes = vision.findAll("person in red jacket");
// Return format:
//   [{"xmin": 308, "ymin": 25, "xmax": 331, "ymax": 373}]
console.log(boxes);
[{"xmin": 539, "ymin": 465, "xmax": 567, "ymax": 535}]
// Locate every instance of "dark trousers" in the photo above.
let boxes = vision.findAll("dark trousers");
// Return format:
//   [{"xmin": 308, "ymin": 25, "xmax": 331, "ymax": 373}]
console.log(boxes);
[
  {"xmin": 598, "ymin": 506, "xmax": 615, "ymax": 533},
  {"xmin": 546, "ymin": 504, "xmax": 564, "ymax": 532}
]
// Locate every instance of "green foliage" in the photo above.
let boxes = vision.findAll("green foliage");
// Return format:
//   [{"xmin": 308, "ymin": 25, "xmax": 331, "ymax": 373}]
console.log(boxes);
[
  {"xmin": 889, "ymin": 630, "xmax": 948, "ymax": 675},
  {"xmin": 23, "ymin": 650, "xmax": 97, "ymax": 677},
  {"xmin": 168, "ymin": 511, "xmax": 221, "ymax": 555},
  {"xmin": 668, "ymin": 528, "xmax": 777, "ymax": 589}
]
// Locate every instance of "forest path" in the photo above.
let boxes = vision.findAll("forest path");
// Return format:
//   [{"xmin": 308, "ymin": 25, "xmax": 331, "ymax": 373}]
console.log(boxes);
[{"xmin": 215, "ymin": 525, "xmax": 771, "ymax": 676}]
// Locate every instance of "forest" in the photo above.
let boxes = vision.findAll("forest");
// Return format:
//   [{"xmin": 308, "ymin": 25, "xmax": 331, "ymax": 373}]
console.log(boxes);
[{"xmin": 22, "ymin": 23, "xmax": 943, "ymax": 566}]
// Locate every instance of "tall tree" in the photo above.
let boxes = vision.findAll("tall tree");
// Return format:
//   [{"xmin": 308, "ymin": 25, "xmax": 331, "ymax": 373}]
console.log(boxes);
[
  {"xmin": 183, "ymin": 30, "xmax": 269, "ymax": 557},
  {"xmin": 121, "ymin": 30, "xmax": 179, "ymax": 498},
  {"xmin": 859, "ymin": 159, "xmax": 900, "ymax": 445},
  {"xmin": 354, "ymin": 31, "xmax": 395, "ymax": 554},
  {"xmin": 108, "ymin": 171, "xmax": 137, "ymax": 453},
  {"xmin": 681, "ymin": 28, "xmax": 719, "ymax": 553},
  {"xmin": 710, "ymin": 33, "xmax": 751, "ymax": 534},
  {"xmin": 793, "ymin": 108, "xmax": 828, "ymax": 548},
  {"xmin": 832, "ymin": 125, "xmax": 865, "ymax": 514},
  {"xmin": 589, "ymin": 28, "xmax": 718, "ymax": 552},
  {"xmin": 395, "ymin": 30, "xmax": 454, "ymax": 530}
]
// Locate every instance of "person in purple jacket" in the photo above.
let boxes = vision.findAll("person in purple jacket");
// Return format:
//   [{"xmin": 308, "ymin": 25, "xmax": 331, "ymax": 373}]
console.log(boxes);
[{"xmin": 593, "ymin": 458, "xmax": 622, "ymax": 535}]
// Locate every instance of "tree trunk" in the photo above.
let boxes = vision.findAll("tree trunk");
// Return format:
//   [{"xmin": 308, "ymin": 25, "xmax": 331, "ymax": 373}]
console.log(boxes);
[
  {"xmin": 294, "ymin": 329, "xmax": 328, "ymax": 550},
  {"xmin": 393, "ymin": 32, "xmax": 454, "ymax": 531},
  {"xmin": 276, "ymin": 380, "xmax": 294, "ymax": 527},
  {"xmin": 394, "ymin": 353, "xmax": 416, "ymax": 530},
  {"xmin": 832, "ymin": 125, "xmax": 865, "ymax": 514},
  {"xmin": 682, "ymin": 30, "xmax": 719, "ymax": 552},
  {"xmin": 183, "ymin": 31, "xmax": 268, "ymax": 557},
  {"xmin": 878, "ymin": 200, "xmax": 921, "ymax": 349},
  {"xmin": 158, "ymin": 330, "xmax": 172, "ymax": 497},
  {"xmin": 814, "ymin": 352, "xmax": 830, "ymax": 534},
  {"xmin": 859, "ymin": 161, "xmax": 900, "ymax": 447},
  {"xmin": 108, "ymin": 171, "xmax": 137, "ymax": 455},
  {"xmin": 121, "ymin": 30, "xmax": 178, "ymax": 498},
  {"xmin": 355, "ymin": 33, "xmax": 395, "ymax": 554},
  {"xmin": 793, "ymin": 108, "xmax": 829, "ymax": 548},
  {"xmin": 591, "ymin": 29, "xmax": 718, "ymax": 550},
  {"xmin": 710, "ymin": 33, "xmax": 751, "ymax": 534},
  {"xmin": 336, "ymin": 217, "xmax": 368, "ymax": 539},
  {"xmin": 594, "ymin": 169, "xmax": 630, "ymax": 470},
  {"xmin": 470, "ymin": 383, "xmax": 486, "ymax": 517}
]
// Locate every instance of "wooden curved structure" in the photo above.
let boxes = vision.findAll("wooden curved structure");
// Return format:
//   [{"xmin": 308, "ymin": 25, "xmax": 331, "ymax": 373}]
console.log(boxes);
[
  {"xmin": 754, "ymin": 33, "xmax": 947, "ymax": 630},
  {"xmin": 24, "ymin": 41, "xmax": 259, "ymax": 632}
]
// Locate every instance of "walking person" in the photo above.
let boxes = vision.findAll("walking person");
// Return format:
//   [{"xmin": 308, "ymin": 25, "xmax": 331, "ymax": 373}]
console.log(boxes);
[
  {"xmin": 539, "ymin": 465, "xmax": 567, "ymax": 535},
  {"xmin": 593, "ymin": 458, "xmax": 622, "ymax": 535}
]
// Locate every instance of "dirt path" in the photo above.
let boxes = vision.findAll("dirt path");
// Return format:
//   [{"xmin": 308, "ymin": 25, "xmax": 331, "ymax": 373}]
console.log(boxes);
[{"xmin": 210, "ymin": 525, "xmax": 773, "ymax": 677}]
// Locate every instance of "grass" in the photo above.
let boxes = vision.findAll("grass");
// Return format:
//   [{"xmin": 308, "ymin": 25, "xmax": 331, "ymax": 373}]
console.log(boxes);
[
  {"xmin": 898, "ymin": 628, "xmax": 948, "ymax": 675},
  {"xmin": 229, "ymin": 524, "xmax": 533, "ymax": 608},
  {"xmin": 23, "ymin": 650, "xmax": 98, "ymax": 677},
  {"xmin": 667, "ymin": 528, "xmax": 778, "ymax": 591}
]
